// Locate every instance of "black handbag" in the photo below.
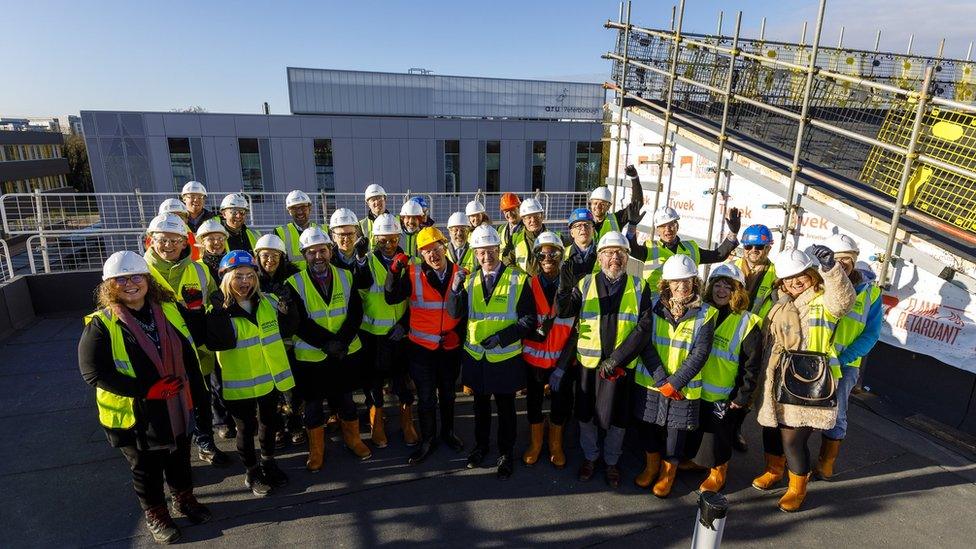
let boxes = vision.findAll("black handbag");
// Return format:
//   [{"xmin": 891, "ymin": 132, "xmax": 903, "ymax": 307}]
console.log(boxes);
[{"xmin": 775, "ymin": 347, "xmax": 838, "ymax": 408}]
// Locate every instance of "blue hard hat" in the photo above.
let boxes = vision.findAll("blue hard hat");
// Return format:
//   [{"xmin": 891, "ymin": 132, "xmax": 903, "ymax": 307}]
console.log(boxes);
[
  {"xmin": 410, "ymin": 196, "xmax": 429, "ymax": 210},
  {"xmin": 741, "ymin": 224, "xmax": 774, "ymax": 246},
  {"xmin": 219, "ymin": 250, "xmax": 257, "ymax": 276},
  {"xmin": 568, "ymin": 208, "xmax": 595, "ymax": 227}
]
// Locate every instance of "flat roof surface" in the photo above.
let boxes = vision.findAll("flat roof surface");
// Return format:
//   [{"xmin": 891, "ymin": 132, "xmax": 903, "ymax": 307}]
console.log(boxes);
[{"xmin": 4, "ymin": 315, "xmax": 976, "ymax": 547}]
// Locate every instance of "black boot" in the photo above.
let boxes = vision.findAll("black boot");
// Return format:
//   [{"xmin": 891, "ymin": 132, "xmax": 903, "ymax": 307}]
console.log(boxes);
[
  {"xmin": 408, "ymin": 409, "xmax": 438, "ymax": 465},
  {"xmin": 261, "ymin": 459, "xmax": 289, "ymax": 488},
  {"xmin": 244, "ymin": 466, "xmax": 272, "ymax": 497},
  {"xmin": 466, "ymin": 446, "xmax": 488, "ymax": 469},
  {"xmin": 496, "ymin": 453, "xmax": 514, "ymax": 481},
  {"xmin": 170, "ymin": 490, "xmax": 212, "ymax": 524},
  {"xmin": 144, "ymin": 505, "xmax": 181, "ymax": 544},
  {"xmin": 197, "ymin": 437, "xmax": 231, "ymax": 467},
  {"xmin": 441, "ymin": 431, "xmax": 464, "ymax": 452}
]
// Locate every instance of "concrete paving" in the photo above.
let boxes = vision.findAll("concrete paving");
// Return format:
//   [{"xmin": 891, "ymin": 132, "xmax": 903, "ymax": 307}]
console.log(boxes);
[{"xmin": 1, "ymin": 314, "xmax": 975, "ymax": 548}]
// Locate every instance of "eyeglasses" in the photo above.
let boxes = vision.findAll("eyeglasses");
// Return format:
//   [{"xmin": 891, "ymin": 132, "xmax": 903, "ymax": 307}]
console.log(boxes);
[
  {"xmin": 226, "ymin": 208, "xmax": 246, "ymax": 216},
  {"xmin": 376, "ymin": 237, "xmax": 399, "ymax": 246},
  {"xmin": 113, "ymin": 274, "xmax": 145, "ymax": 286},
  {"xmin": 153, "ymin": 236, "xmax": 186, "ymax": 246},
  {"xmin": 421, "ymin": 245, "xmax": 446, "ymax": 256},
  {"xmin": 535, "ymin": 250, "xmax": 562, "ymax": 260},
  {"xmin": 232, "ymin": 273, "xmax": 258, "ymax": 283},
  {"xmin": 332, "ymin": 231, "xmax": 357, "ymax": 240},
  {"xmin": 599, "ymin": 249, "xmax": 626, "ymax": 257},
  {"xmin": 743, "ymin": 244, "xmax": 769, "ymax": 251}
]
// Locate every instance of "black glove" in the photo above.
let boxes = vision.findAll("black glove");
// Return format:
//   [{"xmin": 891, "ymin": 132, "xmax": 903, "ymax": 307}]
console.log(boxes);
[
  {"xmin": 625, "ymin": 164, "xmax": 638, "ymax": 178},
  {"xmin": 558, "ymin": 261, "xmax": 576, "ymax": 293},
  {"xmin": 536, "ymin": 316, "xmax": 555, "ymax": 338},
  {"xmin": 549, "ymin": 367, "xmax": 566, "ymax": 392},
  {"xmin": 809, "ymin": 244, "xmax": 836, "ymax": 270},
  {"xmin": 354, "ymin": 236, "xmax": 370, "ymax": 258},
  {"xmin": 325, "ymin": 340, "xmax": 348, "ymax": 360},
  {"xmin": 481, "ymin": 335, "xmax": 501, "ymax": 349},
  {"xmin": 501, "ymin": 242, "xmax": 514, "ymax": 260},
  {"xmin": 598, "ymin": 357, "xmax": 619, "ymax": 378},
  {"xmin": 209, "ymin": 292, "xmax": 226, "ymax": 311},
  {"xmin": 388, "ymin": 323, "xmax": 407, "ymax": 342},
  {"xmin": 451, "ymin": 268, "xmax": 468, "ymax": 293},
  {"xmin": 725, "ymin": 207, "xmax": 742, "ymax": 234}
]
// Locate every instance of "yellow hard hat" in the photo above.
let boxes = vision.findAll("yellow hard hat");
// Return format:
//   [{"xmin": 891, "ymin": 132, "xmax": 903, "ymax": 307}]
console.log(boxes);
[{"xmin": 416, "ymin": 226, "xmax": 447, "ymax": 249}]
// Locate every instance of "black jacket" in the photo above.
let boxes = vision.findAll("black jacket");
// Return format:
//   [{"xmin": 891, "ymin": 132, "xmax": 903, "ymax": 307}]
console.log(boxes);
[
  {"xmin": 628, "ymin": 234, "xmax": 738, "ymax": 266},
  {"xmin": 593, "ymin": 173, "xmax": 644, "ymax": 234}
]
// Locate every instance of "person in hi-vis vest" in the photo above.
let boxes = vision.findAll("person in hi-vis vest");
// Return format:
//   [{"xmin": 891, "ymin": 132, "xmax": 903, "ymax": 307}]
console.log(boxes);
[
  {"xmin": 683, "ymin": 263, "xmax": 763, "ymax": 494},
  {"xmin": 79, "ymin": 251, "xmax": 211, "ymax": 544},
  {"xmin": 181, "ymin": 180, "xmax": 217, "ymax": 233},
  {"xmin": 556, "ymin": 231, "xmax": 653, "ymax": 489},
  {"xmin": 448, "ymin": 224, "xmax": 535, "ymax": 480},
  {"xmin": 446, "ymin": 211, "xmax": 476, "ymax": 272},
  {"xmin": 588, "ymin": 164, "xmax": 644, "ymax": 241},
  {"xmin": 385, "ymin": 226, "xmax": 466, "ymax": 465},
  {"xmin": 564, "ymin": 208, "xmax": 599, "ymax": 277},
  {"xmin": 274, "ymin": 190, "xmax": 328, "ymax": 269},
  {"xmin": 218, "ymin": 193, "xmax": 261, "ymax": 253},
  {"xmin": 205, "ymin": 251, "xmax": 298, "ymax": 498},
  {"xmin": 816, "ymin": 233, "xmax": 883, "ymax": 480}
]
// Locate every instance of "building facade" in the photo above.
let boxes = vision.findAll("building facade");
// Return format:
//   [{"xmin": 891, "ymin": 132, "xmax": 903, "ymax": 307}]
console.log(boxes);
[
  {"xmin": 82, "ymin": 69, "xmax": 606, "ymax": 197},
  {"xmin": 0, "ymin": 130, "xmax": 70, "ymax": 194}
]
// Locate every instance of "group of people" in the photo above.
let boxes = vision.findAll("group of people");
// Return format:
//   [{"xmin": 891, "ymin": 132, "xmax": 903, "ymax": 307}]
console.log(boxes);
[{"xmin": 79, "ymin": 168, "xmax": 883, "ymax": 544}]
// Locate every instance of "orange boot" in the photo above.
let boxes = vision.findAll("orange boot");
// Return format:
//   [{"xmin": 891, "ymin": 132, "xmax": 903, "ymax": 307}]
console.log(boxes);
[
  {"xmin": 752, "ymin": 454, "xmax": 786, "ymax": 490},
  {"xmin": 369, "ymin": 406, "xmax": 388, "ymax": 448},
  {"xmin": 306, "ymin": 426, "xmax": 325, "ymax": 472},
  {"xmin": 400, "ymin": 403, "xmax": 419, "ymax": 446},
  {"xmin": 778, "ymin": 471, "xmax": 811, "ymax": 512},
  {"xmin": 341, "ymin": 419, "xmax": 372, "ymax": 460},
  {"xmin": 815, "ymin": 438, "xmax": 842, "ymax": 479},
  {"xmin": 699, "ymin": 463, "xmax": 728, "ymax": 493},
  {"xmin": 523, "ymin": 422, "xmax": 544, "ymax": 465},
  {"xmin": 653, "ymin": 460, "xmax": 678, "ymax": 498},
  {"xmin": 548, "ymin": 423, "xmax": 566, "ymax": 468},
  {"xmin": 634, "ymin": 452, "xmax": 662, "ymax": 488}
]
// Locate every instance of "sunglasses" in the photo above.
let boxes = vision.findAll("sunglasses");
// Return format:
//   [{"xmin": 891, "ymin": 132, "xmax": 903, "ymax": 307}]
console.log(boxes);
[
  {"xmin": 743, "ymin": 244, "xmax": 769, "ymax": 251},
  {"xmin": 113, "ymin": 274, "xmax": 145, "ymax": 286},
  {"xmin": 535, "ymin": 250, "xmax": 562, "ymax": 260}
]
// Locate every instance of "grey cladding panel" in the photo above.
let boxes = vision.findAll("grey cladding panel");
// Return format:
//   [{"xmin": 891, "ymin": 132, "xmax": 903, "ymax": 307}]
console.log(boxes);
[
  {"xmin": 199, "ymin": 115, "xmax": 236, "ymax": 137},
  {"xmin": 163, "ymin": 114, "xmax": 201, "ymax": 136}
]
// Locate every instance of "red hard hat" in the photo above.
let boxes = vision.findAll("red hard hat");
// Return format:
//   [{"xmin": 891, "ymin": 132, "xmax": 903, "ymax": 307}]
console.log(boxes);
[{"xmin": 499, "ymin": 192, "xmax": 521, "ymax": 211}]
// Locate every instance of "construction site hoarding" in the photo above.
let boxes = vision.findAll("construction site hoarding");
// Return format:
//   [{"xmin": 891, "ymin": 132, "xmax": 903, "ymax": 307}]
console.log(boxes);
[{"xmin": 287, "ymin": 68, "xmax": 604, "ymax": 121}]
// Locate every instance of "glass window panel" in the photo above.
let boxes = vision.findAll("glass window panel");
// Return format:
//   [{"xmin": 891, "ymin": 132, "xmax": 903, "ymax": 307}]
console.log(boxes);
[
  {"xmin": 444, "ymin": 140, "xmax": 460, "ymax": 193},
  {"xmin": 532, "ymin": 141, "xmax": 546, "ymax": 191},
  {"xmin": 168, "ymin": 138, "xmax": 193, "ymax": 192},
  {"xmin": 485, "ymin": 140, "xmax": 500, "ymax": 192},
  {"xmin": 313, "ymin": 138, "xmax": 335, "ymax": 192},
  {"xmin": 238, "ymin": 138, "xmax": 263, "ymax": 192}
]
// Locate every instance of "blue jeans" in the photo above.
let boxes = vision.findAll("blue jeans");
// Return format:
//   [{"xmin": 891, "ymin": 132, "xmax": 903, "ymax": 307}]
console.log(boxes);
[{"xmin": 825, "ymin": 366, "xmax": 859, "ymax": 440}]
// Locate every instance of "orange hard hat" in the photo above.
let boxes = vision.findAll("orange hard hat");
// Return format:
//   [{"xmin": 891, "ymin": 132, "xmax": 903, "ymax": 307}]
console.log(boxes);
[{"xmin": 499, "ymin": 192, "xmax": 521, "ymax": 211}]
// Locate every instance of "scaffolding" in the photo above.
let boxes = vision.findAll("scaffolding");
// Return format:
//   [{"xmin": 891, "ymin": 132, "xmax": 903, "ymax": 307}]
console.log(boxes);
[{"xmin": 604, "ymin": 0, "xmax": 976, "ymax": 288}]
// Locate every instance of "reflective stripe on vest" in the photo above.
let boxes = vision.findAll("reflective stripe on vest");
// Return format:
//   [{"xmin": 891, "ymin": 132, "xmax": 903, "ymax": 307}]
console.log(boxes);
[
  {"xmin": 640, "ymin": 302, "xmax": 717, "ymax": 399},
  {"xmin": 288, "ymin": 266, "xmax": 363, "ymax": 361},
  {"xmin": 834, "ymin": 284, "xmax": 881, "ymax": 368},
  {"xmin": 408, "ymin": 262, "xmax": 461, "ymax": 350},
  {"xmin": 643, "ymin": 240, "xmax": 701, "ymax": 290},
  {"xmin": 148, "ymin": 259, "xmax": 209, "ymax": 306},
  {"xmin": 805, "ymin": 295, "xmax": 843, "ymax": 379},
  {"xmin": 522, "ymin": 275, "xmax": 574, "ymax": 369},
  {"xmin": 736, "ymin": 258, "xmax": 777, "ymax": 320},
  {"xmin": 464, "ymin": 267, "xmax": 525, "ymax": 362},
  {"xmin": 276, "ymin": 222, "xmax": 326, "ymax": 267},
  {"xmin": 701, "ymin": 311, "xmax": 760, "ymax": 402},
  {"xmin": 215, "ymin": 295, "xmax": 295, "ymax": 400},
  {"xmin": 360, "ymin": 253, "xmax": 406, "ymax": 335},
  {"xmin": 84, "ymin": 302, "xmax": 195, "ymax": 429},
  {"xmin": 595, "ymin": 212, "xmax": 620, "ymax": 241},
  {"xmin": 575, "ymin": 274, "xmax": 643, "ymax": 369}
]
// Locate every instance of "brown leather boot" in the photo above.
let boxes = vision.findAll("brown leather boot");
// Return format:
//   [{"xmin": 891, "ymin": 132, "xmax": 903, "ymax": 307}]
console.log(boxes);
[
  {"xmin": 522, "ymin": 422, "xmax": 544, "ymax": 465},
  {"xmin": 634, "ymin": 452, "xmax": 662, "ymax": 488},
  {"xmin": 400, "ymin": 403, "xmax": 419, "ymax": 446},
  {"xmin": 369, "ymin": 406, "xmax": 388, "ymax": 448},
  {"xmin": 752, "ymin": 453, "xmax": 787, "ymax": 490},
  {"xmin": 548, "ymin": 423, "xmax": 566, "ymax": 468},
  {"xmin": 306, "ymin": 426, "xmax": 325, "ymax": 472},
  {"xmin": 778, "ymin": 471, "xmax": 811, "ymax": 512},
  {"xmin": 653, "ymin": 460, "xmax": 678, "ymax": 498},
  {"xmin": 699, "ymin": 463, "xmax": 728, "ymax": 493},
  {"xmin": 815, "ymin": 437, "xmax": 842, "ymax": 479},
  {"xmin": 341, "ymin": 419, "xmax": 372, "ymax": 460},
  {"xmin": 144, "ymin": 504, "xmax": 180, "ymax": 544}
]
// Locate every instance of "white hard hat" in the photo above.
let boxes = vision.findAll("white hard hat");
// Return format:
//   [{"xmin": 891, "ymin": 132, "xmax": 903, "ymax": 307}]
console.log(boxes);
[
  {"xmin": 400, "ymin": 200, "xmax": 424, "ymax": 217},
  {"xmin": 364, "ymin": 184, "xmax": 387, "ymax": 201},
  {"xmin": 254, "ymin": 234, "xmax": 286, "ymax": 254},
  {"xmin": 653, "ymin": 206, "xmax": 680, "ymax": 227},
  {"xmin": 195, "ymin": 219, "xmax": 228, "ymax": 239},
  {"xmin": 299, "ymin": 226, "xmax": 332, "ymax": 250},
  {"xmin": 220, "ymin": 193, "xmax": 249, "ymax": 211},
  {"xmin": 824, "ymin": 233, "xmax": 859, "ymax": 255},
  {"xmin": 372, "ymin": 213, "xmax": 401, "ymax": 236},
  {"xmin": 519, "ymin": 197, "xmax": 544, "ymax": 217},
  {"xmin": 465, "ymin": 200, "xmax": 486, "ymax": 216},
  {"xmin": 596, "ymin": 231, "xmax": 629, "ymax": 252},
  {"xmin": 329, "ymin": 208, "xmax": 358, "ymax": 228},
  {"xmin": 470, "ymin": 224, "xmax": 502, "ymax": 249},
  {"xmin": 102, "ymin": 250, "xmax": 150, "ymax": 281},
  {"xmin": 662, "ymin": 254, "xmax": 698, "ymax": 280},
  {"xmin": 447, "ymin": 211, "xmax": 468, "ymax": 228},
  {"xmin": 285, "ymin": 190, "xmax": 312, "ymax": 208},
  {"xmin": 708, "ymin": 263, "xmax": 746, "ymax": 286},
  {"xmin": 181, "ymin": 181, "xmax": 207, "ymax": 196},
  {"xmin": 533, "ymin": 231, "xmax": 564, "ymax": 251},
  {"xmin": 158, "ymin": 198, "xmax": 187, "ymax": 216},
  {"xmin": 773, "ymin": 248, "xmax": 816, "ymax": 279},
  {"xmin": 147, "ymin": 213, "xmax": 187, "ymax": 236},
  {"xmin": 589, "ymin": 187, "xmax": 612, "ymax": 203}
]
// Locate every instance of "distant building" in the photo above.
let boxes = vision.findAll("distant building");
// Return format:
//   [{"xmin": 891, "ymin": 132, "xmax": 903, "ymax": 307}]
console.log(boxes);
[
  {"xmin": 0, "ymin": 117, "xmax": 61, "ymax": 133},
  {"xmin": 0, "ymin": 130, "xmax": 70, "ymax": 194},
  {"xmin": 59, "ymin": 115, "xmax": 84, "ymax": 136}
]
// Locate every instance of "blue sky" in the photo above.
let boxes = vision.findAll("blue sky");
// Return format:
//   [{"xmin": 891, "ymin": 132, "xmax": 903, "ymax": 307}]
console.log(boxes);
[{"xmin": 4, "ymin": 0, "xmax": 974, "ymax": 116}]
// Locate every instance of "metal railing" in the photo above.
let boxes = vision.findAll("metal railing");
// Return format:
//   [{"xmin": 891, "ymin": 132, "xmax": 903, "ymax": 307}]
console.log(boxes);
[
  {"xmin": 0, "ymin": 239, "xmax": 14, "ymax": 284},
  {"xmin": 26, "ymin": 231, "xmax": 145, "ymax": 275}
]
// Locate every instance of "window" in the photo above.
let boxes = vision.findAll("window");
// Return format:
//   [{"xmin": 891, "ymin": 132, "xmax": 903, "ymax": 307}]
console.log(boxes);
[
  {"xmin": 168, "ymin": 138, "xmax": 194, "ymax": 192},
  {"xmin": 238, "ymin": 138, "xmax": 264, "ymax": 192},
  {"xmin": 485, "ymin": 140, "xmax": 500, "ymax": 192},
  {"xmin": 444, "ymin": 140, "xmax": 460, "ymax": 193},
  {"xmin": 313, "ymin": 139, "xmax": 335, "ymax": 192},
  {"xmin": 532, "ymin": 141, "xmax": 546, "ymax": 191},
  {"xmin": 575, "ymin": 141, "xmax": 604, "ymax": 191}
]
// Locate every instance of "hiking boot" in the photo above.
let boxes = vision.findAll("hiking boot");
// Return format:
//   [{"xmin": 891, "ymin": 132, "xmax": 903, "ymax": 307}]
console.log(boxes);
[
  {"xmin": 260, "ymin": 459, "xmax": 289, "ymax": 488},
  {"xmin": 244, "ymin": 467, "xmax": 272, "ymax": 497},
  {"xmin": 197, "ymin": 439, "xmax": 231, "ymax": 467},
  {"xmin": 170, "ymin": 490, "xmax": 212, "ymax": 524},
  {"xmin": 144, "ymin": 505, "xmax": 180, "ymax": 544}
]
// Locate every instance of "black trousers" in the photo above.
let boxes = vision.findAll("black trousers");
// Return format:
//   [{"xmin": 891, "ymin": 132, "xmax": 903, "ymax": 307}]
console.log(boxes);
[
  {"xmin": 684, "ymin": 402, "xmax": 739, "ymax": 467},
  {"xmin": 360, "ymin": 332, "xmax": 415, "ymax": 408},
  {"xmin": 525, "ymin": 367, "xmax": 574, "ymax": 425},
  {"xmin": 210, "ymin": 368, "xmax": 232, "ymax": 428},
  {"xmin": 637, "ymin": 420, "xmax": 689, "ymax": 462},
  {"xmin": 225, "ymin": 391, "xmax": 280, "ymax": 468},
  {"xmin": 473, "ymin": 393, "xmax": 517, "ymax": 455},
  {"xmin": 762, "ymin": 425, "xmax": 815, "ymax": 475},
  {"xmin": 281, "ymin": 389, "xmax": 304, "ymax": 433},
  {"xmin": 305, "ymin": 390, "xmax": 357, "ymax": 427},
  {"xmin": 408, "ymin": 344, "xmax": 461, "ymax": 438},
  {"xmin": 119, "ymin": 435, "xmax": 192, "ymax": 510}
]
